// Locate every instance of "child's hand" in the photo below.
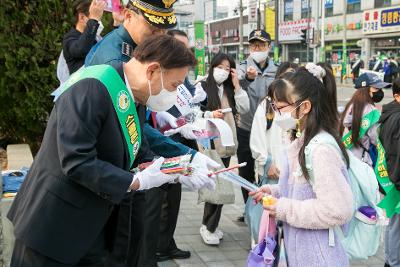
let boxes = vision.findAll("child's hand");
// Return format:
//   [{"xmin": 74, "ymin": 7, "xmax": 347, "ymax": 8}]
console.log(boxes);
[{"xmin": 249, "ymin": 185, "xmax": 271, "ymax": 202}]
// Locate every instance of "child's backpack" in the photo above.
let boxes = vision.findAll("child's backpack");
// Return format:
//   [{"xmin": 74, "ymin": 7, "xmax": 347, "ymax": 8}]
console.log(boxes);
[{"xmin": 305, "ymin": 132, "xmax": 382, "ymax": 260}]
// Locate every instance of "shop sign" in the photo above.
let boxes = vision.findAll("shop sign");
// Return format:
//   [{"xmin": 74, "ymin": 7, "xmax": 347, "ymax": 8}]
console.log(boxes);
[
  {"xmin": 363, "ymin": 6, "xmax": 400, "ymax": 34},
  {"xmin": 278, "ymin": 18, "xmax": 315, "ymax": 42},
  {"xmin": 325, "ymin": 22, "xmax": 361, "ymax": 34}
]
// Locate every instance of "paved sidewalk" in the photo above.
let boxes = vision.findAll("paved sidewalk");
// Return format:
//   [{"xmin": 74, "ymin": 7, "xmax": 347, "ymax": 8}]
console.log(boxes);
[{"xmin": 158, "ymin": 182, "xmax": 386, "ymax": 267}]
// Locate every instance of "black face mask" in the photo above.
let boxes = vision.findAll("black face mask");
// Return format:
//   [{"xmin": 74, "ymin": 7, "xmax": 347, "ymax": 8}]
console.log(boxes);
[{"xmin": 372, "ymin": 89, "xmax": 384, "ymax": 103}]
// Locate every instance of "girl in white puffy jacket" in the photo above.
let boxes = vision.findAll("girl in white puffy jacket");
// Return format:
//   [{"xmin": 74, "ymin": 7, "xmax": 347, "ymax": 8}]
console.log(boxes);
[{"xmin": 250, "ymin": 62, "xmax": 298, "ymax": 184}]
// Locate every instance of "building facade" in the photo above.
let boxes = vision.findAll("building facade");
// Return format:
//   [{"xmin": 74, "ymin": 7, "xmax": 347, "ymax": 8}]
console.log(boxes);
[{"xmin": 279, "ymin": 0, "xmax": 400, "ymax": 66}]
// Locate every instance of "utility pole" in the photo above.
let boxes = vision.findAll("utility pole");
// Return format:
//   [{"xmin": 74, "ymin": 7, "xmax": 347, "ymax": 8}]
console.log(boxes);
[
  {"xmin": 257, "ymin": 0, "xmax": 261, "ymax": 29},
  {"xmin": 342, "ymin": 0, "xmax": 347, "ymax": 84},
  {"xmin": 274, "ymin": 0, "xmax": 279, "ymax": 62},
  {"xmin": 239, "ymin": 0, "xmax": 244, "ymax": 61},
  {"xmin": 320, "ymin": 0, "xmax": 325, "ymax": 62}
]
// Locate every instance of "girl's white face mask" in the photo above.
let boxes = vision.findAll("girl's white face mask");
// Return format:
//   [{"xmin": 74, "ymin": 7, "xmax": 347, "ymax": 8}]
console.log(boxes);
[{"xmin": 213, "ymin": 67, "xmax": 230, "ymax": 84}]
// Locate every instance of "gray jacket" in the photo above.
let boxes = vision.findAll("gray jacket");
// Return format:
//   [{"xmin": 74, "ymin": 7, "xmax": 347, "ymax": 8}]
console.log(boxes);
[{"xmin": 237, "ymin": 57, "xmax": 277, "ymax": 131}]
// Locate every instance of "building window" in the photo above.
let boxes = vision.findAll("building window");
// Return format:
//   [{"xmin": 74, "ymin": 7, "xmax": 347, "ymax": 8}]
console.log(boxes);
[
  {"xmin": 301, "ymin": 0, "xmax": 311, "ymax": 19},
  {"xmin": 347, "ymin": 0, "xmax": 361, "ymax": 14},
  {"xmin": 284, "ymin": 0, "xmax": 293, "ymax": 21},
  {"xmin": 374, "ymin": 0, "xmax": 391, "ymax": 8},
  {"xmin": 325, "ymin": 0, "xmax": 334, "ymax": 17}
]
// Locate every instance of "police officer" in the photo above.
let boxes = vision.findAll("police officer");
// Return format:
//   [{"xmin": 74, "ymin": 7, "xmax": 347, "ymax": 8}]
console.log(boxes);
[
  {"xmin": 85, "ymin": 1, "xmax": 218, "ymax": 266},
  {"xmin": 8, "ymin": 35, "xmax": 202, "ymax": 267},
  {"xmin": 237, "ymin": 30, "xmax": 278, "ymax": 221}
]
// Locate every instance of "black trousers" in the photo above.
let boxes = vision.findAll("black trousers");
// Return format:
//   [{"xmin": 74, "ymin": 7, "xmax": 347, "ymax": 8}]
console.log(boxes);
[
  {"xmin": 105, "ymin": 192, "xmax": 146, "ymax": 267},
  {"xmin": 236, "ymin": 127, "xmax": 255, "ymax": 203},
  {"xmin": 11, "ymin": 230, "xmax": 106, "ymax": 267},
  {"xmin": 139, "ymin": 186, "xmax": 166, "ymax": 267},
  {"xmin": 202, "ymin": 157, "xmax": 230, "ymax": 233},
  {"xmin": 157, "ymin": 136, "xmax": 199, "ymax": 254},
  {"xmin": 157, "ymin": 183, "xmax": 182, "ymax": 253}
]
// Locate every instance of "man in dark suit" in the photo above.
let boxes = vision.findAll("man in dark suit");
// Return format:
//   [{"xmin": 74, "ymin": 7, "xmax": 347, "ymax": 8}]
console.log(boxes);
[{"xmin": 8, "ymin": 35, "xmax": 210, "ymax": 267}]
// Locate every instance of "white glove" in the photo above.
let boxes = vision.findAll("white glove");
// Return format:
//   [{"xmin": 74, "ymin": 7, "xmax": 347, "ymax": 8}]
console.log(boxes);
[
  {"xmin": 191, "ymin": 152, "xmax": 221, "ymax": 170},
  {"xmin": 134, "ymin": 157, "xmax": 178, "ymax": 190},
  {"xmin": 179, "ymin": 168, "xmax": 216, "ymax": 191},
  {"xmin": 178, "ymin": 152, "xmax": 221, "ymax": 190},
  {"xmin": 190, "ymin": 83, "xmax": 207, "ymax": 104},
  {"xmin": 156, "ymin": 112, "xmax": 177, "ymax": 129},
  {"xmin": 163, "ymin": 124, "xmax": 202, "ymax": 140}
]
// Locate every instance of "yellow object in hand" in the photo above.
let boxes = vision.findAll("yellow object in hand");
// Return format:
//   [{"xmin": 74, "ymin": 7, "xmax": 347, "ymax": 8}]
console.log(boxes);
[{"xmin": 262, "ymin": 195, "xmax": 277, "ymax": 207}]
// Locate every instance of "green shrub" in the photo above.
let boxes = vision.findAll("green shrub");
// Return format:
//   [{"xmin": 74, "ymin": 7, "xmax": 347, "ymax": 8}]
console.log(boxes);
[{"xmin": 0, "ymin": 1, "xmax": 114, "ymax": 153}]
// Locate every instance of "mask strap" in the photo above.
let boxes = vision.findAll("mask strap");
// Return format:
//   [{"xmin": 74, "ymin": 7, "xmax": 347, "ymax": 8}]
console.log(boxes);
[
  {"xmin": 160, "ymin": 68, "xmax": 165, "ymax": 90},
  {"xmin": 147, "ymin": 80, "xmax": 152, "ymax": 98}
]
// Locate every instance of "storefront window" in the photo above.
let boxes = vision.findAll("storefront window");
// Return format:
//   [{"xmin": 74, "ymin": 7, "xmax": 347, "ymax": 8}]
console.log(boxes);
[
  {"xmin": 375, "ymin": 0, "xmax": 391, "ymax": 8},
  {"xmin": 347, "ymin": 0, "xmax": 361, "ymax": 14},
  {"xmin": 324, "ymin": 42, "xmax": 361, "ymax": 64},
  {"xmin": 284, "ymin": 0, "xmax": 293, "ymax": 21},
  {"xmin": 288, "ymin": 44, "xmax": 314, "ymax": 63},
  {"xmin": 372, "ymin": 37, "xmax": 400, "ymax": 58}
]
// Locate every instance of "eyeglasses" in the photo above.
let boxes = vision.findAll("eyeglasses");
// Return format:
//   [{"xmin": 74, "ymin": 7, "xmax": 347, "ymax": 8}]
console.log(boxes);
[{"xmin": 270, "ymin": 100, "xmax": 303, "ymax": 115}]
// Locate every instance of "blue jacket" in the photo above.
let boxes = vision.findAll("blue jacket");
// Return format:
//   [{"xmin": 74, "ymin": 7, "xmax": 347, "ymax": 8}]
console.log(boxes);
[{"xmin": 85, "ymin": 25, "xmax": 196, "ymax": 158}]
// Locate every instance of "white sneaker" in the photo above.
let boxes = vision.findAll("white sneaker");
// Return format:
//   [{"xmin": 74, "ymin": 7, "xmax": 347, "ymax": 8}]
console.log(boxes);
[
  {"xmin": 215, "ymin": 228, "xmax": 223, "ymax": 240},
  {"xmin": 200, "ymin": 225, "xmax": 220, "ymax": 245},
  {"xmin": 201, "ymin": 225, "xmax": 223, "ymax": 239}
]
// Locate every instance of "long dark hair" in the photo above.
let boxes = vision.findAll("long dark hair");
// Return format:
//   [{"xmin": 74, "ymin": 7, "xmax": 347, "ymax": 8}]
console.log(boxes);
[
  {"xmin": 203, "ymin": 53, "xmax": 237, "ymax": 114},
  {"xmin": 339, "ymin": 87, "xmax": 373, "ymax": 148},
  {"xmin": 269, "ymin": 66, "xmax": 349, "ymax": 179}
]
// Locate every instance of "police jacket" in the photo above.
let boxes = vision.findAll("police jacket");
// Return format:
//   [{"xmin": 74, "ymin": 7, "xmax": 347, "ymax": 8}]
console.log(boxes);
[
  {"xmin": 7, "ymin": 64, "xmax": 154, "ymax": 264},
  {"xmin": 237, "ymin": 57, "xmax": 277, "ymax": 132},
  {"xmin": 85, "ymin": 25, "xmax": 195, "ymax": 158}
]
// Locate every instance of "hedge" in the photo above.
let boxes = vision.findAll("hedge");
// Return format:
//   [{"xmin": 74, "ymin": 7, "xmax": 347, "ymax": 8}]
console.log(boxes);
[{"xmin": 0, "ymin": 1, "xmax": 113, "ymax": 153}]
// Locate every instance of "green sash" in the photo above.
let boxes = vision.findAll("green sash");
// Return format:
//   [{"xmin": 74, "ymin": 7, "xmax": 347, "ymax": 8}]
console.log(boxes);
[
  {"xmin": 342, "ymin": 109, "xmax": 400, "ymax": 217},
  {"xmin": 58, "ymin": 65, "xmax": 142, "ymax": 168}
]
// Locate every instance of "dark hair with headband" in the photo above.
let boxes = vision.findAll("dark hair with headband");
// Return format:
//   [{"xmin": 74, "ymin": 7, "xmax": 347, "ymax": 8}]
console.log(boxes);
[
  {"xmin": 268, "ymin": 65, "xmax": 349, "ymax": 180},
  {"xmin": 133, "ymin": 34, "xmax": 196, "ymax": 69}
]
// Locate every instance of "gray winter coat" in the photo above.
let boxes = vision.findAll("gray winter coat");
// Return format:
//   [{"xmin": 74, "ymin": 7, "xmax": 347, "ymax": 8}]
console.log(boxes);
[{"xmin": 237, "ymin": 57, "xmax": 277, "ymax": 131}]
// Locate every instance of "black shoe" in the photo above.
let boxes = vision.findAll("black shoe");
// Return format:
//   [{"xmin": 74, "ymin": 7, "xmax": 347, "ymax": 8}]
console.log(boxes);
[
  {"xmin": 169, "ymin": 248, "xmax": 191, "ymax": 259},
  {"xmin": 155, "ymin": 252, "xmax": 171, "ymax": 262},
  {"xmin": 237, "ymin": 216, "xmax": 245, "ymax": 222},
  {"xmin": 156, "ymin": 248, "xmax": 191, "ymax": 262}
]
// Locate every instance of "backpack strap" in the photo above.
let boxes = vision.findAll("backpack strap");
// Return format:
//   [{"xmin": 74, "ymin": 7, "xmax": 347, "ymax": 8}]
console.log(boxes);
[{"xmin": 304, "ymin": 132, "xmax": 345, "ymax": 247}]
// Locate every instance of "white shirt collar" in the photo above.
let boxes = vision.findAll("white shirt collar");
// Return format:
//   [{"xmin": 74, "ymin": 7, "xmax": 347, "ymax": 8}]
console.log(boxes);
[
  {"xmin": 217, "ymin": 83, "xmax": 224, "ymax": 99},
  {"xmin": 123, "ymin": 67, "xmax": 135, "ymax": 101}
]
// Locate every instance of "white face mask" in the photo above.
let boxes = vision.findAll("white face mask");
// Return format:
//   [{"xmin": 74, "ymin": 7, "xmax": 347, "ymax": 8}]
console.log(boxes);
[
  {"xmin": 273, "ymin": 102, "xmax": 304, "ymax": 131},
  {"xmin": 251, "ymin": 51, "xmax": 269, "ymax": 63},
  {"xmin": 273, "ymin": 111, "xmax": 297, "ymax": 131},
  {"xmin": 213, "ymin": 67, "xmax": 230, "ymax": 84},
  {"xmin": 146, "ymin": 70, "xmax": 177, "ymax": 112}
]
